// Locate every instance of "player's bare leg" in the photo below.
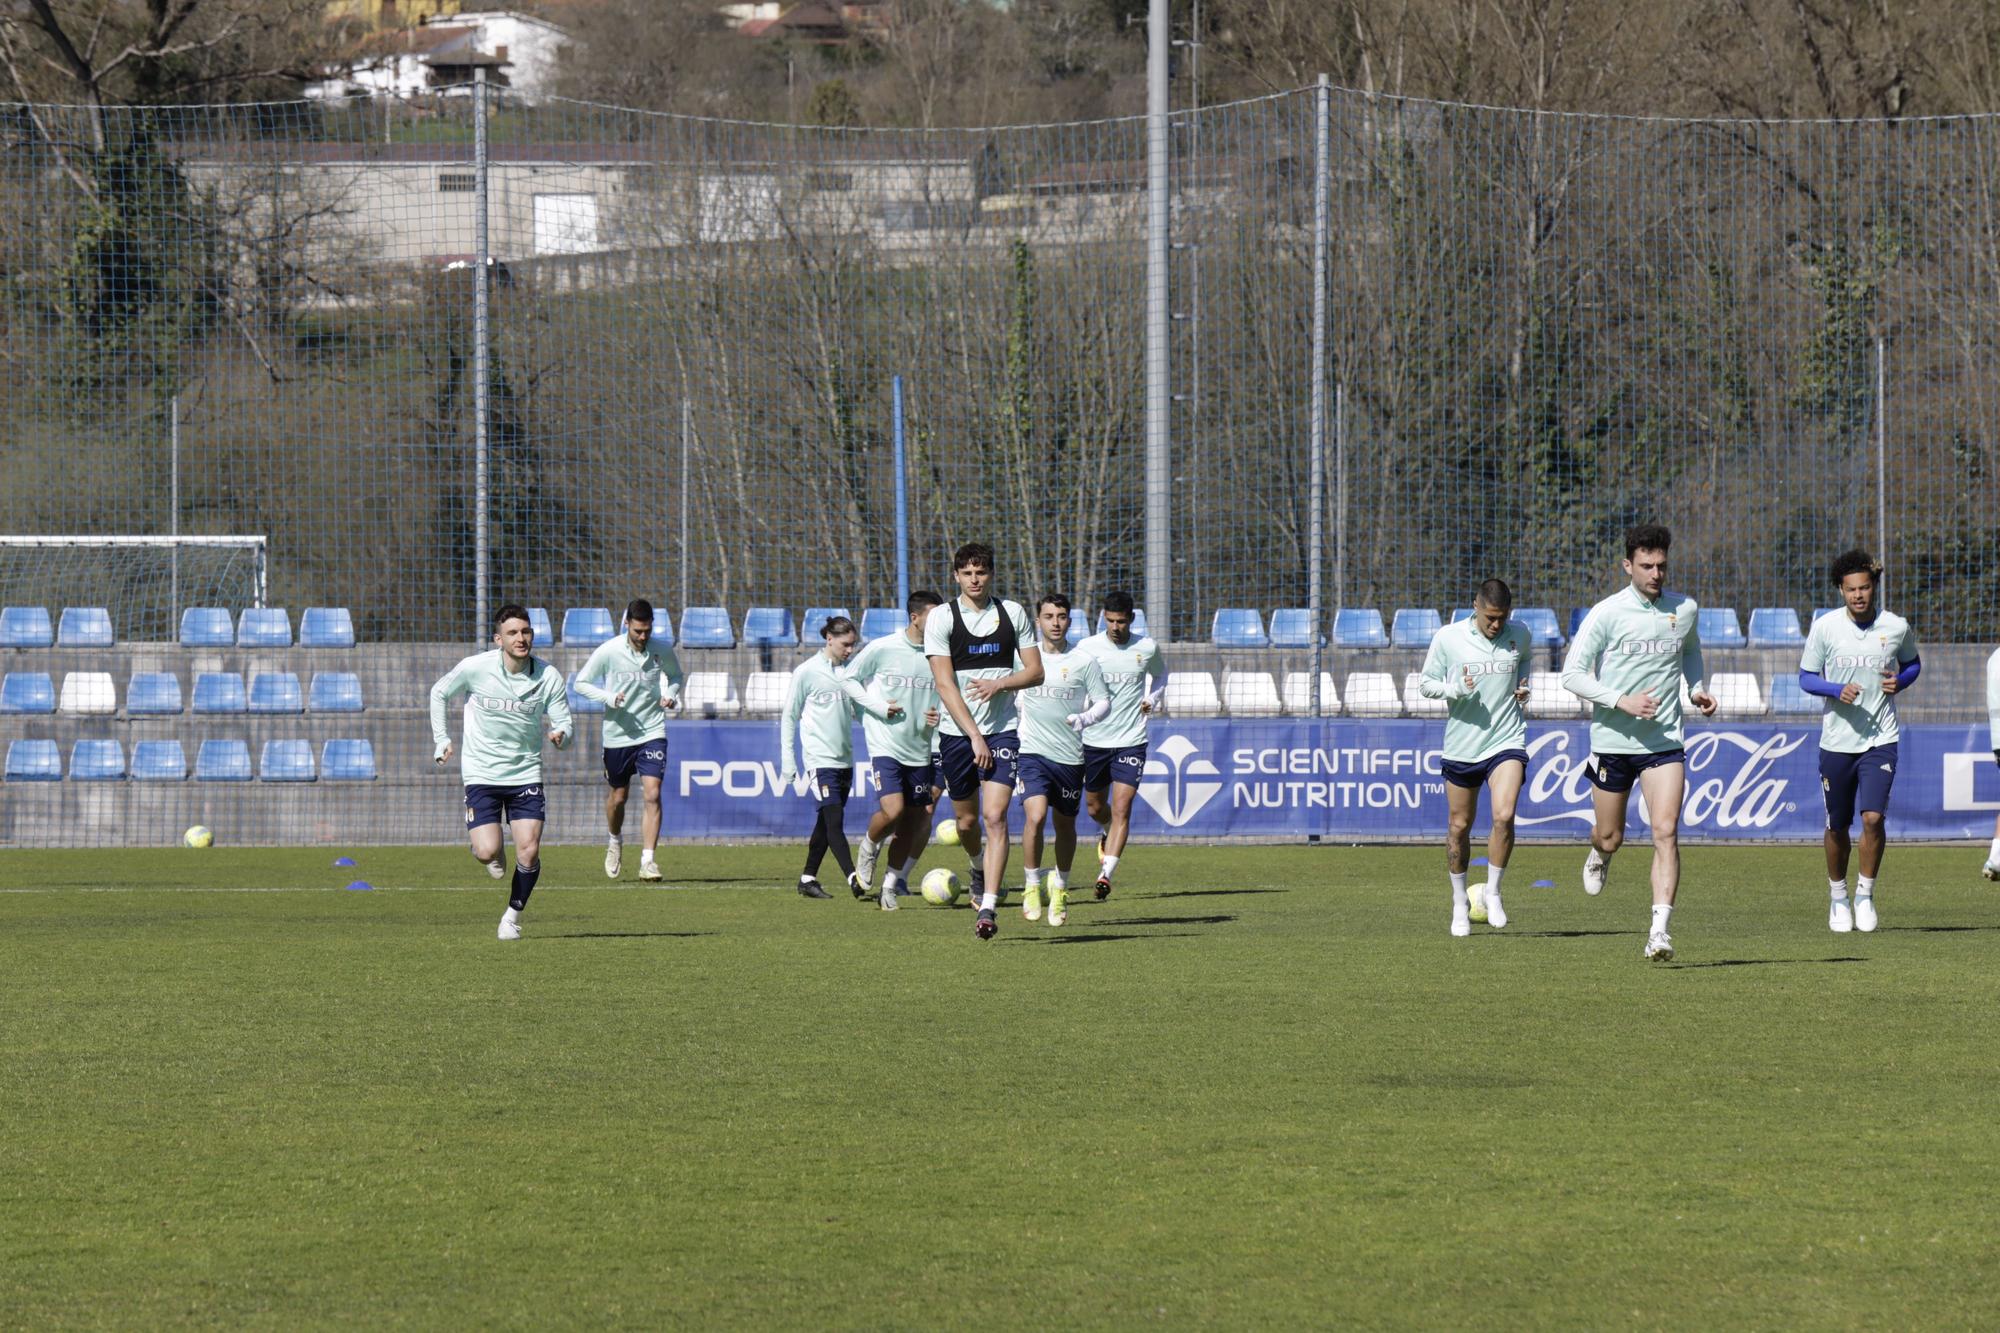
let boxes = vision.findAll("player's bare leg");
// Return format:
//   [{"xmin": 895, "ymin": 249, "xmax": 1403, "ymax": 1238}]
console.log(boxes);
[
  {"xmin": 604, "ymin": 785, "xmax": 627, "ymax": 878},
  {"xmin": 1092, "ymin": 782, "xmax": 1138, "ymax": 899},
  {"xmin": 497, "ymin": 817, "xmax": 545, "ymax": 940},
  {"xmin": 469, "ymin": 822, "xmax": 507, "ymax": 878},
  {"xmin": 1985, "ymin": 811, "xmax": 2000, "ymax": 880},
  {"xmin": 636, "ymin": 776, "xmax": 663, "ymax": 880},
  {"xmin": 858, "ymin": 790, "xmax": 902, "ymax": 893},
  {"xmin": 1637, "ymin": 764, "xmax": 1685, "ymax": 960},
  {"xmin": 1445, "ymin": 781, "xmax": 1478, "ymax": 935},
  {"xmin": 1481, "ymin": 760, "xmax": 1523, "ymax": 928},
  {"xmin": 953, "ymin": 795, "xmax": 984, "ymax": 901},
  {"xmin": 976, "ymin": 779, "xmax": 1012, "ymax": 936},
  {"xmin": 1584, "ymin": 785, "xmax": 1627, "ymax": 897},
  {"xmin": 1021, "ymin": 793, "xmax": 1049, "ymax": 921}
]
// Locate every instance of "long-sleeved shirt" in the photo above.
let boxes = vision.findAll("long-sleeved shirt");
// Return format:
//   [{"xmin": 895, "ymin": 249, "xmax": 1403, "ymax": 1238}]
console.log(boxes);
[
  {"xmin": 1017, "ymin": 645, "xmax": 1111, "ymax": 765},
  {"xmin": 846, "ymin": 629, "xmax": 939, "ymax": 766},
  {"xmin": 1987, "ymin": 648, "xmax": 2000, "ymax": 753},
  {"xmin": 571, "ymin": 633, "xmax": 685, "ymax": 748},
  {"xmin": 1076, "ymin": 631, "xmax": 1166, "ymax": 750},
  {"xmin": 1418, "ymin": 617, "xmax": 1532, "ymax": 763},
  {"xmin": 1562, "ymin": 586, "xmax": 1706, "ymax": 756},
  {"xmin": 781, "ymin": 652, "xmax": 897, "ymax": 774},
  {"xmin": 1798, "ymin": 610, "xmax": 1919, "ymax": 753},
  {"xmin": 429, "ymin": 650, "xmax": 573, "ymax": 786}
]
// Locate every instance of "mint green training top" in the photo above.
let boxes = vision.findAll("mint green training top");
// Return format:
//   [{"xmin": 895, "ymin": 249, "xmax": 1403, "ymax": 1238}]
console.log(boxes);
[
  {"xmin": 1561, "ymin": 586, "xmax": 1707, "ymax": 756},
  {"xmin": 429, "ymin": 650, "xmax": 574, "ymax": 786},
  {"xmin": 1017, "ymin": 645, "xmax": 1111, "ymax": 766},
  {"xmin": 1418, "ymin": 616, "xmax": 1532, "ymax": 763},
  {"xmin": 572, "ymin": 633, "xmax": 686, "ymax": 749},
  {"xmin": 781, "ymin": 651, "xmax": 897, "ymax": 774},
  {"xmin": 846, "ymin": 628, "xmax": 939, "ymax": 766}
]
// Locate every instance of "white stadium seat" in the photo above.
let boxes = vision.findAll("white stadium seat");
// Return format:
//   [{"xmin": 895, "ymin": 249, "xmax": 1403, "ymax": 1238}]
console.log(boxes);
[
  {"xmin": 1282, "ymin": 671, "xmax": 1340, "ymax": 716},
  {"xmin": 1708, "ymin": 671, "xmax": 1765, "ymax": 717},
  {"xmin": 58, "ymin": 671, "xmax": 116, "ymax": 715},
  {"xmin": 1342, "ymin": 671, "xmax": 1402, "ymax": 718},
  {"xmin": 1403, "ymin": 671, "xmax": 1447, "ymax": 718},
  {"xmin": 1222, "ymin": 670, "xmax": 1283, "ymax": 717},
  {"xmin": 683, "ymin": 671, "xmax": 742, "ymax": 717},
  {"xmin": 742, "ymin": 671, "xmax": 791, "ymax": 716},
  {"xmin": 1525, "ymin": 671, "xmax": 1583, "ymax": 718},
  {"xmin": 1162, "ymin": 671, "xmax": 1221, "ymax": 718}
]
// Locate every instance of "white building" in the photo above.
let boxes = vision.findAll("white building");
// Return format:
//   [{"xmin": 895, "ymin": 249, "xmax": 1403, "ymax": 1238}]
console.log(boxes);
[{"xmin": 305, "ymin": 11, "xmax": 570, "ymax": 103}]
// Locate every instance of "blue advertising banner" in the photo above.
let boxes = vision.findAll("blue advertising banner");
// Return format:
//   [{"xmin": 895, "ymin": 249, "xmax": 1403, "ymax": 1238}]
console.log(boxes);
[{"xmin": 665, "ymin": 720, "xmax": 2000, "ymax": 842}]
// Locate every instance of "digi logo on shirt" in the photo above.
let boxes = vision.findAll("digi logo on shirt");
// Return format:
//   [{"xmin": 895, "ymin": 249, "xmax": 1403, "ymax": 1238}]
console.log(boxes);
[
  {"xmin": 1617, "ymin": 639, "xmax": 1683, "ymax": 656},
  {"xmin": 1464, "ymin": 659, "xmax": 1518, "ymax": 679},
  {"xmin": 475, "ymin": 695, "xmax": 533, "ymax": 713}
]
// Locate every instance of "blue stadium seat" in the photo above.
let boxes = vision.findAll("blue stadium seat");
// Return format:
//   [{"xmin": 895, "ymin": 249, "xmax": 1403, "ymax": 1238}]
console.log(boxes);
[
  {"xmin": 1746, "ymin": 608, "xmax": 1805, "ymax": 649},
  {"xmin": 527, "ymin": 608, "xmax": 554, "ymax": 648},
  {"xmin": 678, "ymin": 606, "xmax": 735, "ymax": 649},
  {"xmin": 561, "ymin": 607, "xmax": 616, "ymax": 645},
  {"xmin": 1, "ymin": 672, "xmax": 55, "ymax": 714},
  {"xmin": 1813, "ymin": 606, "xmax": 1841, "ymax": 623},
  {"xmin": 1210, "ymin": 609, "xmax": 1268, "ymax": 648},
  {"xmin": 641, "ymin": 602, "xmax": 672, "ymax": 643},
  {"xmin": 299, "ymin": 606, "xmax": 355, "ymax": 648},
  {"xmin": 1268, "ymin": 609, "xmax": 1319, "ymax": 648},
  {"xmin": 1389, "ymin": 609, "xmax": 1441, "ymax": 649},
  {"xmin": 259, "ymin": 739, "xmax": 315, "ymax": 782},
  {"xmin": 179, "ymin": 607, "xmax": 234, "ymax": 647},
  {"xmin": 802, "ymin": 607, "xmax": 852, "ymax": 641},
  {"xmin": 194, "ymin": 739, "xmax": 253, "ymax": 782},
  {"xmin": 743, "ymin": 607, "xmax": 799, "ymax": 646},
  {"xmin": 1769, "ymin": 674, "xmax": 1819, "ymax": 716},
  {"xmin": 1451, "ymin": 607, "xmax": 1474, "ymax": 623},
  {"xmin": 6, "ymin": 739, "xmax": 61, "ymax": 781},
  {"xmin": 1095, "ymin": 608, "xmax": 1151, "ymax": 638},
  {"xmin": 247, "ymin": 672, "xmax": 304, "ymax": 714},
  {"xmin": 1514, "ymin": 607, "xmax": 1564, "ymax": 648},
  {"xmin": 1, "ymin": 606, "xmax": 53, "ymax": 647},
  {"xmin": 320, "ymin": 739, "xmax": 377, "ymax": 782},
  {"xmin": 130, "ymin": 740, "xmax": 188, "ymax": 782},
  {"xmin": 568, "ymin": 673, "xmax": 604, "ymax": 714},
  {"xmin": 192, "ymin": 672, "xmax": 247, "ymax": 715},
  {"xmin": 236, "ymin": 607, "xmax": 292, "ymax": 648},
  {"xmin": 57, "ymin": 607, "xmax": 113, "ymax": 647},
  {"xmin": 308, "ymin": 672, "xmax": 364, "ymax": 713},
  {"xmin": 1697, "ymin": 607, "xmax": 1745, "ymax": 649},
  {"xmin": 1065, "ymin": 617, "xmax": 1086, "ymax": 646},
  {"xmin": 1568, "ymin": 607, "xmax": 1591, "ymax": 638},
  {"xmin": 1332, "ymin": 609, "xmax": 1389, "ymax": 648},
  {"xmin": 69, "ymin": 739, "xmax": 124, "ymax": 781},
  {"xmin": 126, "ymin": 672, "xmax": 184, "ymax": 715},
  {"xmin": 859, "ymin": 608, "xmax": 903, "ymax": 642}
]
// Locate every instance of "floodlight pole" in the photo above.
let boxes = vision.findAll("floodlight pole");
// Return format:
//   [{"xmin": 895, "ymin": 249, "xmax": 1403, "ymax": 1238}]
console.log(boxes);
[
  {"xmin": 170, "ymin": 393, "xmax": 180, "ymax": 628},
  {"xmin": 473, "ymin": 66, "xmax": 491, "ymax": 643},
  {"xmin": 893, "ymin": 374, "xmax": 910, "ymax": 609},
  {"xmin": 1308, "ymin": 75, "xmax": 1330, "ymax": 717},
  {"xmin": 680, "ymin": 397, "xmax": 692, "ymax": 616},
  {"xmin": 1145, "ymin": 0, "xmax": 1171, "ymax": 638},
  {"xmin": 1875, "ymin": 335, "xmax": 1888, "ymax": 604}
]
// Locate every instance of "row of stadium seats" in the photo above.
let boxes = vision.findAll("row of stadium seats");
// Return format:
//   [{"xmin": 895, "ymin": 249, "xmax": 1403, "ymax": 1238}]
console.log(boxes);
[
  {"xmin": 0, "ymin": 671, "xmax": 364, "ymax": 715},
  {"xmin": 0, "ymin": 606, "xmax": 357, "ymax": 649},
  {"xmin": 4, "ymin": 738, "xmax": 376, "ymax": 782},
  {"xmin": 1210, "ymin": 606, "xmax": 1827, "ymax": 650},
  {"xmin": 598, "ymin": 605, "xmax": 1150, "ymax": 650}
]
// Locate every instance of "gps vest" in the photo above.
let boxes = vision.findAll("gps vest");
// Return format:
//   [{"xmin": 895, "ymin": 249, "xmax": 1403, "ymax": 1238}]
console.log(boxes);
[{"xmin": 946, "ymin": 599, "xmax": 1019, "ymax": 673}]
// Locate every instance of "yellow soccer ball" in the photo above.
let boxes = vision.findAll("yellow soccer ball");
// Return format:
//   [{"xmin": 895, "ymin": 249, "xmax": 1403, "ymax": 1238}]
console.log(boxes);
[
  {"xmin": 184, "ymin": 825, "xmax": 214, "ymax": 849},
  {"xmin": 920, "ymin": 867, "xmax": 962, "ymax": 906},
  {"xmin": 933, "ymin": 818, "xmax": 960, "ymax": 847},
  {"xmin": 1468, "ymin": 883, "xmax": 1488, "ymax": 924}
]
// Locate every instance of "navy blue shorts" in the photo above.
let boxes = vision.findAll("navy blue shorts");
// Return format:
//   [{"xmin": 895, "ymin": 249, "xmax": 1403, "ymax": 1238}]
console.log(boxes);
[
  {"xmin": 870, "ymin": 757, "xmax": 935, "ymax": 806},
  {"xmin": 1587, "ymin": 749, "xmax": 1685, "ymax": 794},
  {"xmin": 1083, "ymin": 743, "xmax": 1148, "ymax": 793},
  {"xmin": 1821, "ymin": 742, "xmax": 1898, "ymax": 830},
  {"xmin": 938, "ymin": 730, "xmax": 1020, "ymax": 804},
  {"xmin": 603, "ymin": 739, "xmax": 667, "ymax": 789},
  {"xmin": 465, "ymin": 783, "xmax": 546, "ymax": 830},
  {"xmin": 1440, "ymin": 748, "xmax": 1529, "ymax": 791},
  {"xmin": 811, "ymin": 767, "xmax": 852, "ymax": 812},
  {"xmin": 1018, "ymin": 754, "xmax": 1084, "ymax": 818}
]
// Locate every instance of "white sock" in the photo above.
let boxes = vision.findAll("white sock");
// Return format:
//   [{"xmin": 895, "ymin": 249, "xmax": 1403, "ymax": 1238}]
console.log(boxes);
[
  {"xmin": 502, "ymin": 906, "xmax": 520, "ymax": 925},
  {"xmin": 1857, "ymin": 875, "xmax": 1875, "ymax": 898},
  {"xmin": 1486, "ymin": 863, "xmax": 1506, "ymax": 899},
  {"xmin": 1989, "ymin": 836, "xmax": 2000, "ymax": 863},
  {"xmin": 1829, "ymin": 878, "xmax": 1849, "ymax": 901},
  {"xmin": 1586, "ymin": 848, "xmax": 1608, "ymax": 869},
  {"xmin": 608, "ymin": 834, "xmax": 621, "ymax": 847},
  {"xmin": 1449, "ymin": 871, "xmax": 1468, "ymax": 913},
  {"xmin": 1100, "ymin": 854, "xmax": 1120, "ymax": 880},
  {"xmin": 882, "ymin": 869, "xmax": 901, "ymax": 893},
  {"xmin": 640, "ymin": 847, "xmax": 656, "ymax": 864},
  {"xmin": 1024, "ymin": 867, "xmax": 1043, "ymax": 889},
  {"xmin": 978, "ymin": 890, "xmax": 998, "ymax": 911},
  {"xmin": 860, "ymin": 834, "xmax": 880, "ymax": 858},
  {"xmin": 1651, "ymin": 903, "xmax": 1672, "ymax": 933},
  {"xmin": 901, "ymin": 857, "xmax": 921, "ymax": 878}
]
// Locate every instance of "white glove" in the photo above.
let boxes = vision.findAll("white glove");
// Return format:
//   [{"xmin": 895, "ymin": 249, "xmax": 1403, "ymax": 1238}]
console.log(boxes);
[{"xmin": 1064, "ymin": 712, "xmax": 1088, "ymax": 735}]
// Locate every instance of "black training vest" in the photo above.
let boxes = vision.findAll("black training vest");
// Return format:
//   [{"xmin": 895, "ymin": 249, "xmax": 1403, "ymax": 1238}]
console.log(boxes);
[{"xmin": 946, "ymin": 597, "xmax": 1018, "ymax": 672}]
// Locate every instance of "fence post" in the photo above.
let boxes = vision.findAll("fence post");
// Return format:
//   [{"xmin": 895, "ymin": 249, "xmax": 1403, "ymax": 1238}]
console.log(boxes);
[
  {"xmin": 1876, "ymin": 335, "xmax": 1888, "ymax": 603},
  {"xmin": 1308, "ymin": 76, "xmax": 1330, "ymax": 716},
  {"xmin": 170, "ymin": 393, "xmax": 180, "ymax": 631},
  {"xmin": 679, "ymin": 397, "xmax": 692, "ymax": 617},
  {"xmin": 893, "ymin": 374, "xmax": 910, "ymax": 609},
  {"xmin": 1145, "ymin": 0, "xmax": 1172, "ymax": 638},
  {"xmin": 472, "ymin": 68, "xmax": 491, "ymax": 643}
]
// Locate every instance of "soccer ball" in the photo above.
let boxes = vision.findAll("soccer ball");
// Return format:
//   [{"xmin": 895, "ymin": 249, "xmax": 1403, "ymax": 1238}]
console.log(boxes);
[
  {"xmin": 920, "ymin": 867, "xmax": 961, "ymax": 906},
  {"xmin": 184, "ymin": 825, "xmax": 214, "ymax": 849},
  {"xmin": 1468, "ymin": 883, "xmax": 1487, "ymax": 924},
  {"xmin": 933, "ymin": 818, "xmax": 960, "ymax": 847}
]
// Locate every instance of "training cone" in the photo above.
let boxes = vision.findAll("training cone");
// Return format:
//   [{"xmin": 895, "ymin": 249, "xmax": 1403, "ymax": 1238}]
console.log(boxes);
[{"xmin": 344, "ymin": 880, "xmax": 373, "ymax": 892}]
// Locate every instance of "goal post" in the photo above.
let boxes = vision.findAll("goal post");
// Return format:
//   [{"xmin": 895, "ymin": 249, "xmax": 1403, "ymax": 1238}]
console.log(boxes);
[{"xmin": 0, "ymin": 536, "xmax": 268, "ymax": 641}]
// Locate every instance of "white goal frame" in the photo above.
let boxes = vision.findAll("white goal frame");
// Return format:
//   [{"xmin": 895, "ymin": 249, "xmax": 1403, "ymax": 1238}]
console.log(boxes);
[{"xmin": 0, "ymin": 535, "xmax": 268, "ymax": 621}]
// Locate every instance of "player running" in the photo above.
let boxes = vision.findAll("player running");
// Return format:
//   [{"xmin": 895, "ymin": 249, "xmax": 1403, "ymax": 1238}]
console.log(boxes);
[
  {"xmin": 846, "ymin": 590, "xmax": 945, "ymax": 909},
  {"xmin": 571, "ymin": 598, "xmax": 684, "ymax": 883},
  {"xmin": 779, "ymin": 616, "xmax": 904, "ymax": 900},
  {"xmin": 1015, "ymin": 594, "xmax": 1111, "ymax": 928},
  {"xmin": 1562, "ymin": 524, "xmax": 1716, "ymax": 962},
  {"xmin": 1077, "ymin": 590, "xmax": 1165, "ymax": 900},
  {"xmin": 1419, "ymin": 578, "xmax": 1532, "ymax": 937},
  {"xmin": 429, "ymin": 602, "xmax": 574, "ymax": 941},
  {"xmin": 1986, "ymin": 645, "xmax": 2000, "ymax": 882},
  {"xmin": 1798, "ymin": 550, "xmax": 1919, "ymax": 932},
  {"xmin": 927, "ymin": 541, "xmax": 1044, "ymax": 941}
]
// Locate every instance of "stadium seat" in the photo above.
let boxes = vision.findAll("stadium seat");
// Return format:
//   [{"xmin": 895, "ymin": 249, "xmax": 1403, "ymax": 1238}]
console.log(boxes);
[
  {"xmin": 1162, "ymin": 671, "xmax": 1221, "ymax": 717},
  {"xmin": 1768, "ymin": 674, "xmax": 1818, "ymax": 716},
  {"xmin": 5, "ymin": 738, "xmax": 61, "ymax": 781},
  {"xmin": 1568, "ymin": 607, "xmax": 1591, "ymax": 639},
  {"xmin": 307, "ymin": 672, "xmax": 364, "ymax": 713},
  {"xmin": 801, "ymin": 607, "xmax": 851, "ymax": 641},
  {"xmin": 0, "ymin": 605, "xmax": 53, "ymax": 647},
  {"xmin": 320, "ymin": 739, "xmax": 377, "ymax": 782},
  {"xmin": 192, "ymin": 672, "xmax": 247, "ymax": 714},
  {"xmin": 859, "ymin": 608, "xmax": 903, "ymax": 642},
  {"xmin": 1268, "ymin": 608, "xmax": 1321, "ymax": 649},
  {"xmin": 1708, "ymin": 672, "xmax": 1765, "ymax": 717},
  {"xmin": 1514, "ymin": 607, "xmax": 1564, "ymax": 647},
  {"xmin": 247, "ymin": 672, "xmax": 304, "ymax": 714},
  {"xmin": 58, "ymin": 672, "xmax": 116, "ymax": 715},
  {"xmin": 69, "ymin": 739, "xmax": 124, "ymax": 781},
  {"xmin": 1095, "ymin": 608, "xmax": 1151, "ymax": 639},
  {"xmin": 1066, "ymin": 618, "xmax": 1086, "ymax": 646},
  {"xmin": 260, "ymin": 739, "xmax": 316, "ymax": 782},
  {"xmin": 642, "ymin": 602, "xmax": 673, "ymax": 643},
  {"xmin": 56, "ymin": 606, "xmax": 113, "ymax": 647},
  {"xmin": 1221, "ymin": 670, "xmax": 1282, "ymax": 716},
  {"xmin": 1282, "ymin": 671, "xmax": 1340, "ymax": 716},
  {"xmin": 742, "ymin": 607, "xmax": 799, "ymax": 646},
  {"xmin": 527, "ymin": 608, "xmax": 554, "ymax": 647},
  {"xmin": 742, "ymin": 671, "xmax": 791, "ymax": 715},
  {"xmin": 1403, "ymin": 672, "xmax": 1447, "ymax": 718},
  {"xmin": 1746, "ymin": 608, "xmax": 1805, "ymax": 649},
  {"xmin": 561, "ymin": 607, "xmax": 616, "ymax": 645},
  {"xmin": 179, "ymin": 607, "xmax": 234, "ymax": 647},
  {"xmin": 299, "ymin": 607, "xmax": 356, "ymax": 648},
  {"xmin": 1332, "ymin": 609, "xmax": 1390, "ymax": 649},
  {"xmin": 1698, "ymin": 607, "xmax": 1746, "ymax": 649},
  {"xmin": 126, "ymin": 672, "xmax": 184, "ymax": 715},
  {"xmin": 194, "ymin": 739, "xmax": 253, "ymax": 782},
  {"xmin": 566, "ymin": 673, "xmax": 604, "ymax": 714},
  {"xmin": 236, "ymin": 607, "xmax": 292, "ymax": 648},
  {"xmin": 1451, "ymin": 607, "xmax": 1474, "ymax": 623},
  {"xmin": 1813, "ymin": 607, "xmax": 1840, "ymax": 623},
  {"xmin": 130, "ymin": 740, "xmax": 188, "ymax": 782},
  {"xmin": 1390, "ymin": 609, "xmax": 1442, "ymax": 649},
  {"xmin": 1525, "ymin": 671, "xmax": 1583, "ymax": 718},
  {"xmin": 678, "ymin": 607, "xmax": 735, "ymax": 649},
  {"xmin": 683, "ymin": 671, "xmax": 742, "ymax": 716},
  {"xmin": 0, "ymin": 672, "xmax": 55, "ymax": 714},
  {"xmin": 1343, "ymin": 671, "xmax": 1402, "ymax": 717},
  {"xmin": 1210, "ymin": 609, "xmax": 1269, "ymax": 649}
]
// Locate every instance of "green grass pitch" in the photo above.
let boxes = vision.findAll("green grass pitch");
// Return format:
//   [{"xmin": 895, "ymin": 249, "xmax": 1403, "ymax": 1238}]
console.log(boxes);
[{"xmin": 4, "ymin": 842, "xmax": 2000, "ymax": 1327}]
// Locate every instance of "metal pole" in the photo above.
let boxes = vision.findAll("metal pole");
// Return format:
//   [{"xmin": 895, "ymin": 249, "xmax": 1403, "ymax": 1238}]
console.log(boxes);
[
  {"xmin": 679, "ymin": 397, "xmax": 691, "ymax": 616},
  {"xmin": 893, "ymin": 374, "xmax": 910, "ymax": 608},
  {"xmin": 170, "ymin": 393, "xmax": 180, "ymax": 630},
  {"xmin": 472, "ymin": 66, "xmax": 491, "ymax": 642},
  {"xmin": 1335, "ymin": 382, "xmax": 1347, "ymax": 615},
  {"xmin": 1308, "ymin": 77, "xmax": 1330, "ymax": 715},
  {"xmin": 1144, "ymin": 0, "xmax": 1172, "ymax": 638},
  {"xmin": 1875, "ymin": 335, "xmax": 1888, "ymax": 598}
]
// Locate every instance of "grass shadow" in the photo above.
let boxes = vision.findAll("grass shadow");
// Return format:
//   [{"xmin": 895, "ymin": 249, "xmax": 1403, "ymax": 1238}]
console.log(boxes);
[
  {"xmin": 1666, "ymin": 956, "xmax": 1866, "ymax": 969},
  {"xmin": 1094, "ymin": 914, "xmax": 1236, "ymax": 928},
  {"xmin": 1513, "ymin": 929, "xmax": 1637, "ymax": 939},
  {"xmin": 541, "ymin": 931, "xmax": 716, "ymax": 940},
  {"xmin": 1147, "ymin": 888, "xmax": 1290, "ymax": 900},
  {"xmin": 1013, "ymin": 931, "xmax": 1201, "ymax": 946},
  {"xmin": 1875, "ymin": 924, "xmax": 2000, "ymax": 934}
]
